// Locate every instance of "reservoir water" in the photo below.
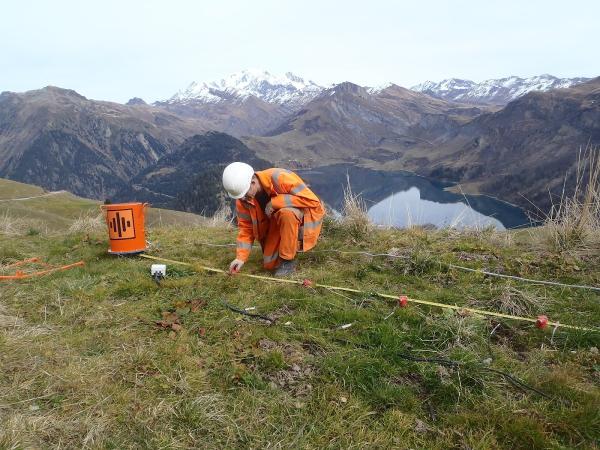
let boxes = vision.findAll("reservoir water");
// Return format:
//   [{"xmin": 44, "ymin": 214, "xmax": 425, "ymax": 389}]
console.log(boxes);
[{"xmin": 297, "ymin": 164, "xmax": 529, "ymax": 230}]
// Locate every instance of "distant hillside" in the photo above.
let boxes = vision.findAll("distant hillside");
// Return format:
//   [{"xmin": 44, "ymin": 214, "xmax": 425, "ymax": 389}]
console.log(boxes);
[
  {"xmin": 409, "ymin": 77, "xmax": 600, "ymax": 211},
  {"xmin": 117, "ymin": 132, "xmax": 269, "ymax": 215},
  {"xmin": 0, "ymin": 87, "xmax": 208, "ymax": 199},
  {"xmin": 0, "ymin": 177, "xmax": 47, "ymax": 200},
  {"xmin": 2, "ymin": 75, "xmax": 598, "ymax": 217},
  {"xmin": 0, "ymin": 178, "xmax": 208, "ymax": 232},
  {"xmin": 244, "ymin": 82, "xmax": 488, "ymax": 167},
  {"xmin": 155, "ymin": 95, "xmax": 290, "ymax": 138},
  {"xmin": 243, "ymin": 76, "xmax": 599, "ymax": 214}
]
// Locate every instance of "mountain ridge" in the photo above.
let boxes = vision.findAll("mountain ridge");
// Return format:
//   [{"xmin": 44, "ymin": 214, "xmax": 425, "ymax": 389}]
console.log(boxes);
[
  {"xmin": 409, "ymin": 76, "xmax": 600, "ymax": 210},
  {"xmin": 0, "ymin": 86, "xmax": 208, "ymax": 199},
  {"xmin": 412, "ymin": 74, "xmax": 591, "ymax": 105},
  {"xmin": 160, "ymin": 70, "xmax": 590, "ymax": 111},
  {"xmin": 1, "ymin": 75, "xmax": 598, "ymax": 216},
  {"xmin": 244, "ymin": 81, "xmax": 489, "ymax": 167},
  {"xmin": 165, "ymin": 69, "xmax": 324, "ymax": 111}
]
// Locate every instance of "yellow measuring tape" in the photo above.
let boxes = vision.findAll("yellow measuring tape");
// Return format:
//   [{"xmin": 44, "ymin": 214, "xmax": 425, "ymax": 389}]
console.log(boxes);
[{"xmin": 139, "ymin": 254, "xmax": 598, "ymax": 333}]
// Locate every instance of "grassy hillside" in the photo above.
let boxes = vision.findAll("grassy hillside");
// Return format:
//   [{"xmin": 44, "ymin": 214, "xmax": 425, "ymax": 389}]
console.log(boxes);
[
  {"xmin": 0, "ymin": 178, "xmax": 209, "ymax": 234},
  {"xmin": 1, "ymin": 202, "xmax": 599, "ymax": 448},
  {"xmin": 0, "ymin": 178, "xmax": 47, "ymax": 199}
]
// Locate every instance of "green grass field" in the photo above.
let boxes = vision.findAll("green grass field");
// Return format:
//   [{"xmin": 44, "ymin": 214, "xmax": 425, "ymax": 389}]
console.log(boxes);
[
  {"xmin": 0, "ymin": 178, "xmax": 599, "ymax": 448},
  {"xmin": 1, "ymin": 222, "xmax": 599, "ymax": 448}
]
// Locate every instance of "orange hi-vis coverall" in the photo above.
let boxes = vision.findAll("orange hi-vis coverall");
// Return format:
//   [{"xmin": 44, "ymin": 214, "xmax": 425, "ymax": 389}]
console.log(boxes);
[{"xmin": 235, "ymin": 168, "xmax": 325, "ymax": 270}]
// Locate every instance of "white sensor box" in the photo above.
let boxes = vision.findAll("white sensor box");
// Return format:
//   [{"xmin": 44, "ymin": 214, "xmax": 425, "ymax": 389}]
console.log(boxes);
[{"xmin": 150, "ymin": 264, "xmax": 166, "ymax": 277}]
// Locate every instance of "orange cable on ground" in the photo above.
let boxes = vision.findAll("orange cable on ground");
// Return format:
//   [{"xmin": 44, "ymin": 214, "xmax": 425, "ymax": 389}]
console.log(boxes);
[
  {"xmin": 138, "ymin": 254, "xmax": 598, "ymax": 333},
  {"xmin": 4, "ymin": 257, "xmax": 41, "ymax": 268},
  {"xmin": 0, "ymin": 258, "xmax": 85, "ymax": 280}
]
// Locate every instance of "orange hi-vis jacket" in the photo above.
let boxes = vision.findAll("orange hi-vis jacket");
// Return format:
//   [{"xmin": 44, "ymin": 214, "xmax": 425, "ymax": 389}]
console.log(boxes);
[{"xmin": 235, "ymin": 168, "xmax": 325, "ymax": 262}]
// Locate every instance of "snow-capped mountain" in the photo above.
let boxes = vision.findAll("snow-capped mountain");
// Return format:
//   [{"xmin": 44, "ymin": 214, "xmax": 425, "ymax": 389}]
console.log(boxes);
[
  {"xmin": 155, "ymin": 70, "xmax": 593, "ymax": 137},
  {"xmin": 366, "ymin": 82, "xmax": 395, "ymax": 94},
  {"xmin": 411, "ymin": 74, "xmax": 591, "ymax": 105},
  {"xmin": 165, "ymin": 71, "xmax": 591, "ymax": 109},
  {"xmin": 165, "ymin": 69, "xmax": 324, "ymax": 110}
]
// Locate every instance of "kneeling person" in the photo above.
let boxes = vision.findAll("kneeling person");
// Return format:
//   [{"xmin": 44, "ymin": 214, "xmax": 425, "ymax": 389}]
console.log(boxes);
[{"xmin": 222, "ymin": 162, "xmax": 325, "ymax": 276}]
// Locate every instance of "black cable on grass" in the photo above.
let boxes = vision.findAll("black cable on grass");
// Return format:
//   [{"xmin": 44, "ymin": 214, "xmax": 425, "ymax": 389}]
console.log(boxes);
[
  {"xmin": 221, "ymin": 300, "xmax": 275, "ymax": 324},
  {"xmin": 396, "ymin": 353, "xmax": 551, "ymax": 399},
  {"xmin": 333, "ymin": 338, "xmax": 551, "ymax": 400},
  {"xmin": 483, "ymin": 367, "xmax": 551, "ymax": 399}
]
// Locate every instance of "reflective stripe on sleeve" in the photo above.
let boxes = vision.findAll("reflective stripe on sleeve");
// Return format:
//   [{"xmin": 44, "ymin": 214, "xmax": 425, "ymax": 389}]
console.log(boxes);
[
  {"xmin": 271, "ymin": 169, "xmax": 283, "ymax": 193},
  {"xmin": 236, "ymin": 240, "xmax": 252, "ymax": 249},
  {"xmin": 290, "ymin": 183, "xmax": 306, "ymax": 195},
  {"xmin": 271, "ymin": 169, "xmax": 291, "ymax": 193}
]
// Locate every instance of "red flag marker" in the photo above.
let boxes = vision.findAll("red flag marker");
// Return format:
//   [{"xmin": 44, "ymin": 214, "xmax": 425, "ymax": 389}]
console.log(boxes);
[
  {"xmin": 536, "ymin": 315, "xmax": 549, "ymax": 329},
  {"xmin": 302, "ymin": 279, "xmax": 313, "ymax": 288},
  {"xmin": 398, "ymin": 295, "xmax": 408, "ymax": 308}
]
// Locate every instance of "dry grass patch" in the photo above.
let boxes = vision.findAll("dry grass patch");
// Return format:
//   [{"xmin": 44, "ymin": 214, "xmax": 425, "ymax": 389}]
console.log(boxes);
[
  {"xmin": 538, "ymin": 145, "xmax": 600, "ymax": 254},
  {"xmin": 206, "ymin": 202, "xmax": 233, "ymax": 228},
  {"xmin": 340, "ymin": 176, "xmax": 372, "ymax": 241},
  {"xmin": 470, "ymin": 284, "xmax": 547, "ymax": 317},
  {"xmin": 0, "ymin": 304, "xmax": 23, "ymax": 329},
  {"xmin": 68, "ymin": 212, "xmax": 105, "ymax": 234},
  {"xmin": 0, "ymin": 212, "xmax": 45, "ymax": 236}
]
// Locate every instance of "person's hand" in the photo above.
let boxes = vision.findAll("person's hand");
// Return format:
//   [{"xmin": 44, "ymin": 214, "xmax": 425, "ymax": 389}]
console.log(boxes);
[
  {"xmin": 265, "ymin": 201, "xmax": 274, "ymax": 218},
  {"xmin": 229, "ymin": 259, "xmax": 244, "ymax": 274}
]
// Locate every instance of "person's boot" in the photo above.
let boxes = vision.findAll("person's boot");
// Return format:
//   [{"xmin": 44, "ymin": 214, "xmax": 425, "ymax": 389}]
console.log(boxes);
[{"xmin": 274, "ymin": 258, "xmax": 297, "ymax": 277}]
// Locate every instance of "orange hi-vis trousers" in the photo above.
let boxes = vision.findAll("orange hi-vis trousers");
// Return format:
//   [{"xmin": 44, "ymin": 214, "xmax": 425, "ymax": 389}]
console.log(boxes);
[{"xmin": 262, "ymin": 207, "xmax": 303, "ymax": 270}]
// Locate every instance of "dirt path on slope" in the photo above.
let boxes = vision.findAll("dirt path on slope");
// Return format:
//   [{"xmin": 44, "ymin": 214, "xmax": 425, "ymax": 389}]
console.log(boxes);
[{"xmin": 0, "ymin": 191, "xmax": 68, "ymax": 202}]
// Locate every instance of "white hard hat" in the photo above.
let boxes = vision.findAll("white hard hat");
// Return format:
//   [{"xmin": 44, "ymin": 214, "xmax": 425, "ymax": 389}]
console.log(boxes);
[{"xmin": 222, "ymin": 162, "xmax": 254, "ymax": 199}]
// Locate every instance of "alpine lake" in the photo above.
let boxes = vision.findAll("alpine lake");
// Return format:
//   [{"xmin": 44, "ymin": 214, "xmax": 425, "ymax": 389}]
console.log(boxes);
[{"xmin": 297, "ymin": 164, "xmax": 530, "ymax": 230}]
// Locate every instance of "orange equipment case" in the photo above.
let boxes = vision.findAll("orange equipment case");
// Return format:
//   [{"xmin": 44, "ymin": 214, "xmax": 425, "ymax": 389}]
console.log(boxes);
[{"xmin": 102, "ymin": 202, "xmax": 148, "ymax": 254}]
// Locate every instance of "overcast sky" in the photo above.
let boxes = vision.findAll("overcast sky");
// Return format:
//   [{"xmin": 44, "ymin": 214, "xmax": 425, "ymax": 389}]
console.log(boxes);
[{"xmin": 2, "ymin": 0, "xmax": 598, "ymax": 103}]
